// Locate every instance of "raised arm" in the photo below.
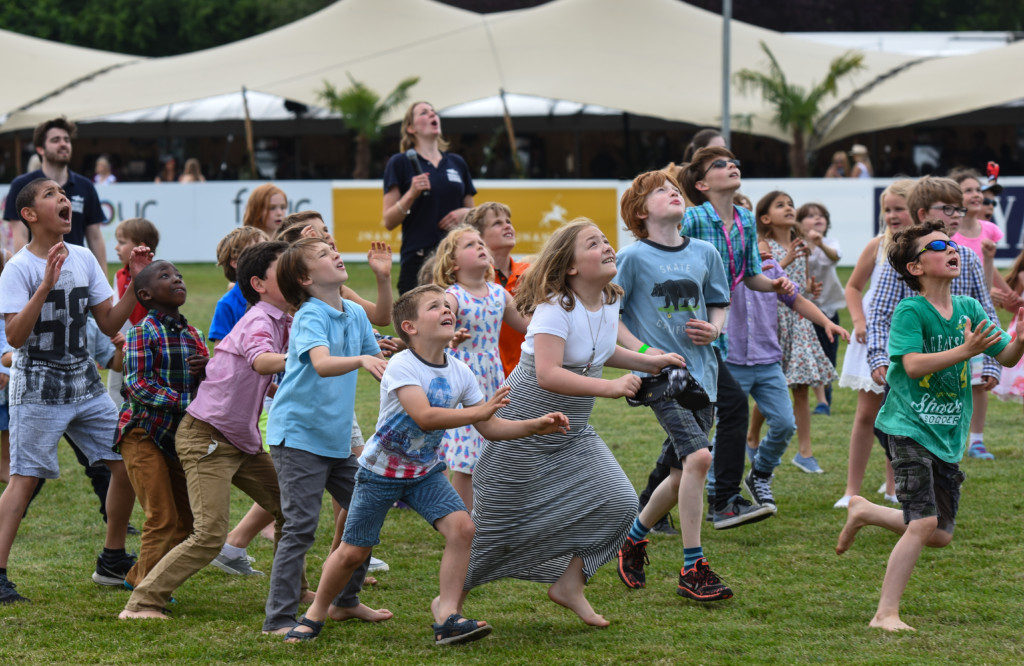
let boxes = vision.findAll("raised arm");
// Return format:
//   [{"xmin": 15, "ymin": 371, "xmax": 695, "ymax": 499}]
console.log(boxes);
[
  {"xmin": 791, "ymin": 295, "xmax": 849, "ymax": 342},
  {"xmin": 5, "ymin": 243, "xmax": 66, "ymax": 348},
  {"xmin": 396, "ymin": 384, "xmax": 508, "ymax": 431},
  {"xmin": 91, "ymin": 246, "xmax": 152, "ymax": 336}
]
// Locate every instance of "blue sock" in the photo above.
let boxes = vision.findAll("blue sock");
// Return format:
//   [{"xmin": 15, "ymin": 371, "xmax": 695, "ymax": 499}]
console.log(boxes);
[
  {"xmin": 628, "ymin": 517, "xmax": 650, "ymax": 542},
  {"xmin": 683, "ymin": 546, "xmax": 704, "ymax": 569}
]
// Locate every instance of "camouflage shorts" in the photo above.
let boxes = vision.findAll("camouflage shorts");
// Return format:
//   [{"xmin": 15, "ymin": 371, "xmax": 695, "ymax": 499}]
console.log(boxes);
[{"xmin": 885, "ymin": 434, "xmax": 965, "ymax": 534}]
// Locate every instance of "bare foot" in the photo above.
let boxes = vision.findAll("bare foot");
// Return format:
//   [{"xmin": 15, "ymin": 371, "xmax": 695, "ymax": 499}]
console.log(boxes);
[
  {"xmin": 869, "ymin": 613, "xmax": 916, "ymax": 632},
  {"xmin": 328, "ymin": 603, "xmax": 394, "ymax": 623},
  {"xmin": 365, "ymin": 576, "xmax": 377, "ymax": 586},
  {"xmin": 547, "ymin": 585, "xmax": 610, "ymax": 627},
  {"xmin": 836, "ymin": 495, "xmax": 869, "ymax": 555},
  {"xmin": 118, "ymin": 609, "xmax": 169, "ymax": 620},
  {"xmin": 300, "ymin": 590, "xmax": 316, "ymax": 604},
  {"xmin": 260, "ymin": 524, "xmax": 276, "ymax": 541},
  {"xmin": 262, "ymin": 626, "xmax": 293, "ymax": 635}
]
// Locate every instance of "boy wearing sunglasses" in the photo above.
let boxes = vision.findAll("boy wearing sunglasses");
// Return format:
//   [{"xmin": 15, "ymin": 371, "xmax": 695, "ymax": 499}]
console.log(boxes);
[{"xmin": 836, "ymin": 219, "xmax": 1024, "ymax": 632}]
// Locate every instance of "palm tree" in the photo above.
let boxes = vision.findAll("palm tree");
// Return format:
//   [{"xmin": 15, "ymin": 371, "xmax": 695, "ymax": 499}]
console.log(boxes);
[
  {"xmin": 734, "ymin": 42, "xmax": 864, "ymax": 177},
  {"xmin": 319, "ymin": 74, "xmax": 420, "ymax": 179}
]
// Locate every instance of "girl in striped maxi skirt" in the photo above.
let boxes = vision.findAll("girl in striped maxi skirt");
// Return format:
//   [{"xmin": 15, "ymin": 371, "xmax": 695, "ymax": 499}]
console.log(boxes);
[{"xmin": 463, "ymin": 219, "xmax": 685, "ymax": 627}]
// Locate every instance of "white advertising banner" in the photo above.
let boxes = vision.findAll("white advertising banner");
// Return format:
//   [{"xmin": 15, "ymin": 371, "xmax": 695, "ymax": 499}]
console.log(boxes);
[{"xmin": 2, "ymin": 178, "xmax": 1022, "ymax": 266}]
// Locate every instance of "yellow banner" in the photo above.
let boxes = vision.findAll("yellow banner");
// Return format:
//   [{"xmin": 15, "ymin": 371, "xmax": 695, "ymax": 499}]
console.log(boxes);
[{"xmin": 331, "ymin": 185, "xmax": 620, "ymax": 256}]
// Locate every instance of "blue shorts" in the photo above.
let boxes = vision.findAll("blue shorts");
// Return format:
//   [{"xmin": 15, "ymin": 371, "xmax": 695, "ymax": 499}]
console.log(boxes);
[
  {"xmin": 0, "ymin": 403, "xmax": 9, "ymax": 431},
  {"xmin": 342, "ymin": 464, "xmax": 466, "ymax": 547}
]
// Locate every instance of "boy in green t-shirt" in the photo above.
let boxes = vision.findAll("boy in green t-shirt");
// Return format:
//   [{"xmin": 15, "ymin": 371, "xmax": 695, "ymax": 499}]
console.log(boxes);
[{"xmin": 835, "ymin": 220, "xmax": 1024, "ymax": 632}]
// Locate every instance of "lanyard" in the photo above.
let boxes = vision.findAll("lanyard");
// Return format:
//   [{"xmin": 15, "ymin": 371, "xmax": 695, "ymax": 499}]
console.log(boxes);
[{"xmin": 721, "ymin": 208, "xmax": 745, "ymax": 291}]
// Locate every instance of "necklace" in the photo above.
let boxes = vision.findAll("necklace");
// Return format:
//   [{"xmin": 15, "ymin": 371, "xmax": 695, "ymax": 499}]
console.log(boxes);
[{"xmin": 582, "ymin": 298, "xmax": 607, "ymax": 376}]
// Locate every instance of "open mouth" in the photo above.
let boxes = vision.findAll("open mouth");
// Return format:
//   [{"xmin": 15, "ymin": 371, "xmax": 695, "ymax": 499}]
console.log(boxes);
[
  {"xmin": 946, "ymin": 256, "xmax": 960, "ymax": 269},
  {"xmin": 58, "ymin": 205, "xmax": 71, "ymax": 222},
  {"xmin": 440, "ymin": 315, "xmax": 454, "ymax": 326}
]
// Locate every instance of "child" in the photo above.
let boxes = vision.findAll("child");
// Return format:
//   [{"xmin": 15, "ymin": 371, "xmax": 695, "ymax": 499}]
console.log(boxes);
[
  {"xmin": 0, "ymin": 252, "xmax": 9, "ymax": 485},
  {"xmin": 835, "ymin": 180, "xmax": 914, "ymax": 509},
  {"xmin": 0, "ymin": 178, "xmax": 151, "ymax": 603},
  {"xmin": 119, "ymin": 241, "xmax": 290, "ymax": 619},
  {"xmin": 284, "ymin": 285, "xmax": 569, "ymax": 644},
  {"xmin": 796, "ymin": 202, "xmax": 844, "ymax": 413},
  {"xmin": 108, "ymin": 218, "xmax": 160, "ymax": 405},
  {"xmin": 612, "ymin": 170, "xmax": 734, "ymax": 598},
  {"xmin": 464, "ymin": 220, "xmax": 684, "ymax": 627},
  {"xmin": 677, "ymin": 147, "xmax": 793, "ymax": 528},
  {"xmin": 262, "ymin": 237, "xmax": 392, "ymax": 634},
  {"xmin": 993, "ymin": 249, "xmax": 1024, "ymax": 406},
  {"xmin": 432, "ymin": 225, "xmax": 529, "ymax": 509},
  {"xmin": 243, "ymin": 183, "xmax": 288, "ymax": 238},
  {"xmin": 117, "ymin": 261, "xmax": 208, "ymax": 588},
  {"xmin": 752, "ymin": 191, "xmax": 836, "ymax": 474},
  {"xmin": 209, "ymin": 226, "xmax": 268, "ymax": 342},
  {"xmin": 867, "ymin": 177, "xmax": 1002, "ymax": 464},
  {"xmin": 836, "ymin": 220, "xmax": 1024, "ymax": 632},
  {"xmin": 463, "ymin": 202, "xmax": 529, "ymax": 377}
]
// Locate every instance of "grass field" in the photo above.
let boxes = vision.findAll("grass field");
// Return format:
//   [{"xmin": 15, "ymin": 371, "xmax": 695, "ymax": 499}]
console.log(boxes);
[{"xmin": 1, "ymin": 263, "xmax": 1022, "ymax": 664}]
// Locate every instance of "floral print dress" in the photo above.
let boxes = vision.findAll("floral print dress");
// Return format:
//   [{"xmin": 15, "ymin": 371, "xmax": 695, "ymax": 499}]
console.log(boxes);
[
  {"xmin": 440, "ymin": 281, "xmax": 507, "ymax": 472},
  {"xmin": 994, "ymin": 300, "xmax": 1024, "ymax": 403},
  {"xmin": 767, "ymin": 238, "xmax": 837, "ymax": 387}
]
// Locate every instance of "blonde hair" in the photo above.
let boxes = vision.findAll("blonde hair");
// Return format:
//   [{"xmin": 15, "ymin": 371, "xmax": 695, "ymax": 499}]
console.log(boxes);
[
  {"xmin": 463, "ymin": 202, "xmax": 512, "ymax": 237},
  {"xmin": 399, "ymin": 101, "xmax": 450, "ymax": 153},
  {"xmin": 879, "ymin": 178, "xmax": 916, "ymax": 251},
  {"xmin": 431, "ymin": 226, "xmax": 495, "ymax": 288},
  {"xmin": 514, "ymin": 218, "xmax": 622, "ymax": 316},
  {"xmin": 216, "ymin": 226, "xmax": 268, "ymax": 281},
  {"xmin": 907, "ymin": 176, "xmax": 961, "ymax": 225}
]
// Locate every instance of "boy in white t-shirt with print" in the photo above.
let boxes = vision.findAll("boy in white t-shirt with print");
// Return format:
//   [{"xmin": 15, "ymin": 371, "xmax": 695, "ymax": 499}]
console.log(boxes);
[
  {"xmin": 284, "ymin": 284, "xmax": 568, "ymax": 646},
  {"xmin": 0, "ymin": 178, "xmax": 151, "ymax": 604}
]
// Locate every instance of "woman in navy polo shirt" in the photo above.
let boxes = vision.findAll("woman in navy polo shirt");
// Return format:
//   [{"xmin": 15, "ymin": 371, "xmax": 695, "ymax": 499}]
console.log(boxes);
[{"xmin": 382, "ymin": 101, "xmax": 476, "ymax": 294}]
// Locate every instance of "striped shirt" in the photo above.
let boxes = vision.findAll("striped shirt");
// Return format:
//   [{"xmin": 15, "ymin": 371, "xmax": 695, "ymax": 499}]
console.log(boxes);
[
  {"xmin": 117, "ymin": 311, "xmax": 208, "ymax": 456},
  {"xmin": 867, "ymin": 248, "xmax": 1000, "ymax": 379}
]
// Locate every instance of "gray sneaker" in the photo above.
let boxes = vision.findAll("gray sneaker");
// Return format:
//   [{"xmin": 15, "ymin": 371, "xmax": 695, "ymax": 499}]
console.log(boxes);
[
  {"xmin": 712, "ymin": 496, "xmax": 774, "ymax": 530},
  {"xmin": 368, "ymin": 556, "xmax": 389, "ymax": 572},
  {"xmin": 212, "ymin": 552, "xmax": 264, "ymax": 576}
]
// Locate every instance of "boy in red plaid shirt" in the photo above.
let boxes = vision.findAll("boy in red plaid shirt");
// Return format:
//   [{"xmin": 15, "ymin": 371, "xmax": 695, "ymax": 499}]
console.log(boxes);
[{"xmin": 116, "ymin": 260, "xmax": 208, "ymax": 588}]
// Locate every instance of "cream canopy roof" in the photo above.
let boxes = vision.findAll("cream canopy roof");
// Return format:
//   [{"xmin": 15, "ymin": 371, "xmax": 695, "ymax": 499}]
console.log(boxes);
[{"xmin": 1, "ymin": 0, "xmax": 1016, "ymax": 147}]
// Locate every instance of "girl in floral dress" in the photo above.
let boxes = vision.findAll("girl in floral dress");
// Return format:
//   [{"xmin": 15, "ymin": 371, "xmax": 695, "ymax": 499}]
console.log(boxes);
[
  {"xmin": 432, "ymin": 226, "xmax": 529, "ymax": 509},
  {"xmin": 751, "ymin": 191, "xmax": 836, "ymax": 474},
  {"xmin": 993, "ymin": 250, "xmax": 1024, "ymax": 407}
]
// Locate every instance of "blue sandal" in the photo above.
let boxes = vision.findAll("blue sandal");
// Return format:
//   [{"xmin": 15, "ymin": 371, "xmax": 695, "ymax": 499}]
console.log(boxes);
[
  {"xmin": 284, "ymin": 615, "xmax": 324, "ymax": 642},
  {"xmin": 432, "ymin": 613, "xmax": 492, "ymax": 646}
]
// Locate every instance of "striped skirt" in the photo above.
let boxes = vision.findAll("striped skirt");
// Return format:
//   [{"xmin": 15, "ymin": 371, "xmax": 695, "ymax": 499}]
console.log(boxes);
[{"xmin": 464, "ymin": 353, "xmax": 638, "ymax": 588}]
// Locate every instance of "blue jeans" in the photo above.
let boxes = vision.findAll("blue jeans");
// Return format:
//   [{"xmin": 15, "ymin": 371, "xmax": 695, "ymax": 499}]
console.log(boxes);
[{"xmin": 724, "ymin": 361, "xmax": 796, "ymax": 475}]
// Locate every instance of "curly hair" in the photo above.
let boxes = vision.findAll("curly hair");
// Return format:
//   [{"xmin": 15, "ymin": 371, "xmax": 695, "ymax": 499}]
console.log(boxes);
[{"xmin": 887, "ymin": 220, "xmax": 948, "ymax": 293}]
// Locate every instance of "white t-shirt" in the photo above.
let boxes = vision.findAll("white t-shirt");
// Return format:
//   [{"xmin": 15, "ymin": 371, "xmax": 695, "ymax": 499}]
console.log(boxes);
[
  {"xmin": 0, "ymin": 244, "xmax": 113, "ymax": 405},
  {"xmin": 521, "ymin": 295, "xmax": 618, "ymax": 367},
  {"xmin": 805, "ymin": 238, "xmax": 845, "ymax": 318},
  {"xmin": 359, "ymin": 349, "xmax": 483, "ymax": 479}
]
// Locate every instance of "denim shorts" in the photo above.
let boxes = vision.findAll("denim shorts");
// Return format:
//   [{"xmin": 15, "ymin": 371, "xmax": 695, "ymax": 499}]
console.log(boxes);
[
  {"xmin": 0, "ymin": 403, "xmax": 8, "ymax": 431},
  {"xmin": 652, "ymin": 399, "xmax": 714, "ymax": 469},
  {"xmin": 9, "ymin": 393, "xmax": 120, "ymax": 479},
  {"xmin": 341, "ymin": 464, "xmax": 466, "ymax": 547},
  {"xmin": 884, "ymin": 434, "xmax": 964, "ymax": 534}
]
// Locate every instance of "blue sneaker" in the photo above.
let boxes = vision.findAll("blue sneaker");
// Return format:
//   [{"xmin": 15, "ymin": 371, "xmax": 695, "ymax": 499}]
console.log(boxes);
[
  {"xmin": 812, "ymin": 403, "xmax": 830, "ymax": 416},
  {"xmin": 968, "ymin": 442, "xmax": 994, "ymax": 460},
  {"xmin": 792, "ymin": 454, "xmax": 824, "ymax": 474}
]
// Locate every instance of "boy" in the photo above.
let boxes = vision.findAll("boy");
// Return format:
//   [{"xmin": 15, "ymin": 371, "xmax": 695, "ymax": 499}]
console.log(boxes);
[
  {"xmin": 208, "ymin": 226, "xmax": 267, "ymax": 342},
  {"xmin": 119, "ymin": 241, "xmax": 289, "ymax": 619},
  {"xmin": 117, "ymin": 260, "xmax": 208, "ymax": 589},
  {"xmin": 836, "ymin": 220, "xmax": 1024, "ymax": 631},
  {"xmin": 613, "ymin": 170, "xmax": 734, "ymax": 600},
  {"xmin": 671, "ymin": 147, "xmax": 792, "ymax": 529},
  {"xmin": 262, "ymin": 237, "xmax": 391, "ymax": 634},
  {"xmin": 284, "ymin": 285, "xmax": 568, "ymax": 644},
  {"xmin": 0, "ymin": 178, "xmax": 151, "ymax": 604}
]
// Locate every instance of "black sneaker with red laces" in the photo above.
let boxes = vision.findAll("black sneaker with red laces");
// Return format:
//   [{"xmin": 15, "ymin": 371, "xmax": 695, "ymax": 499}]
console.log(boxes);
[
  {"xmin": 616, "ymin": 536, "xmax": 650, "ymax": 589},
  {"xmin": 676, "ymin": 558, "xmax": 733, "ymax": 602}
]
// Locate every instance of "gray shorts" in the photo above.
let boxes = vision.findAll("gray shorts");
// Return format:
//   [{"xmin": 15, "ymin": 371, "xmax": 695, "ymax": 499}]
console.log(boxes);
[
  {"xmin": 652, "ymin": 399, "xmax": 714, "ymax": 470},
  {"xmin": 884, "ymin": 434, "xmax": 964, "ymax": 534},
  {"xmin": 9, "ymin": 393, "xmax": 121, "ymax": 479}
]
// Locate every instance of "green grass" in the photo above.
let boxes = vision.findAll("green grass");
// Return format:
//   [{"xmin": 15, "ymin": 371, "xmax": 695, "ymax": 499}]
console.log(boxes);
[{"xmin": 1, "ymin": 265, "xmax": 1022, "ymax": 664}]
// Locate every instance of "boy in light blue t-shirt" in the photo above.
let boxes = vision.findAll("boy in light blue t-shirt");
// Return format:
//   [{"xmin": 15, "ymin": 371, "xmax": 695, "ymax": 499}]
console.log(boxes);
[
  {"xmin": 836, "ymin": 221, "xmax": 1024, "ymax": 632},
  {"xmin": 613, "ymin": 170, "xmax": 738, "ymax": 602},
  {"xmin": 262, "ymin": 237, "xmax": 392, "ymax": 634}
]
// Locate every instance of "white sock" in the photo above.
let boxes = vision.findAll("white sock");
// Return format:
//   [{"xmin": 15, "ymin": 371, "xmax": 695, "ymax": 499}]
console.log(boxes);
[
  {"xmin": 221, "ymin": 543, "xmax": 247, "ymax": 559},
  {"xmin": 969, "ymin": 433, "xmax": 983, "ymax": 446}
]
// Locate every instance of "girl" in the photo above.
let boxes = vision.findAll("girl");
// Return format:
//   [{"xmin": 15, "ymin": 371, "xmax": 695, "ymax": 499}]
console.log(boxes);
[
  {"xmin": 797, "ymin": 202, "xmax": 844, "ymax": 414},
  {"xmin": 432, "ymin": 225, "xmax": 529, "ymax": 509},
  {"xmin": 994, "ymin": 249, "xmax": 1024, "ymax": 408},
  {"xmin": 751, "ymin": 192, "xmax": 835, "ymax": 474},
  {"xmin": 243, "ymin": 183, "xmax": 288, "ymax": 237},
  {"xmin": 834, "ymin": 180, "xmax": 914, "ymax": 508},
  {"xmin": 464, "ymin": 219, "xmax": 683, "ymax": 627}
]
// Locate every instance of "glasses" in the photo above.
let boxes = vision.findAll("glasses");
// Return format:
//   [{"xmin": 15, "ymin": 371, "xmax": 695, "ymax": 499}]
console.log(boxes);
[
  {"xmin": 983, "ymin": 198, "xmax": 997, "ymax": 206},
  {"xmin": 916, "ymin": 239, "xmax": 960, "ymax": 256},
  {"xmin": 702, "ymin": 158, "xmax": 741, "ymax": 178},
  {"xmin": 929, "ymin": 204, "xmax": 967, "ymax": 217}
]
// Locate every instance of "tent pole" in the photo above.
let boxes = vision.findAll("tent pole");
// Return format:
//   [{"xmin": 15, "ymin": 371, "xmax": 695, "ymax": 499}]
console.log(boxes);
[
  {"xmin": 499, "ymin": 89, "xmax": 522, "ymax": 175},
  {"xmin": 14, "ymin": 135, "xmax": 21, "ymax": 174},
  {"xmin": 241, "ymin": 86, "xmax": 258, "ymax": 178},
  {"xmin": 721, "ymin": 0, "xmax": 732, "ymax": 146}
]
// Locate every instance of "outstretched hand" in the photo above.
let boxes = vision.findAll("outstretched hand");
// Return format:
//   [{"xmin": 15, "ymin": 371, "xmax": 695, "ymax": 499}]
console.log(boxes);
[
  {"xmin": 824, "ymin": 322, "xmax": 850, "ymax": 343},
  {"xmin": 479, "ymin": 386, "xmax": 512, "ymax": 419},
  {"xmin": 770, "ymin": 276, "xmax": 796, "ymax": 296},
  {"xmin": 449, "ymin": 327, "xmax": 471, "ymax": 349},
  {"xmin": 960, "ymin": 317, "xmax": 1002, "ymax": 357},
  {"xmin": 42, "ymin": 242, "xmax": 67, "ymax": 289},
  {"xmin": 367, "ymin": 241, "xmax": 393, "ymax": 278},
  {"xmin": 532, "ymin": 412, "xmax": 570, "ymax": 435},
  {"xmin": 128, "ymin": 245, "xmax": 154, "ymax": 277}
]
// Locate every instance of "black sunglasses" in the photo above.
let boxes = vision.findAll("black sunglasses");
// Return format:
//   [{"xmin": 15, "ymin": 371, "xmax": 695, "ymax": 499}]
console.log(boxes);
[
  {"xmin": 702, "ymin": 158, "xmax": 741, "ymax": 178},
  {"xmin": 916, "ymin": 239, "xmax": 959, "ymax": 256},
  {"xmin": 983, "ymin": 198, "xmax": 997, "ymax": 206}
]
